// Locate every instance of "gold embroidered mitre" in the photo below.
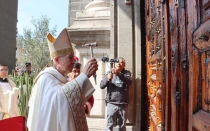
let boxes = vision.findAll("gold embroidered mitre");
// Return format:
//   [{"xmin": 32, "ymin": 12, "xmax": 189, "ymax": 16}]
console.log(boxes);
[{"xmin": 47, "ymin": 28, "xmax": 73, "ymax": 59}]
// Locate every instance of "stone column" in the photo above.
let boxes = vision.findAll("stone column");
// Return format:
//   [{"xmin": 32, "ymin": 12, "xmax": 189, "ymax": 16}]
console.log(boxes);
[
  {"xmin": 68, "ymin": 0, "xmax": 111, "ymax": 118},
  {"xmin": 110, "ymin": 0, "xmax": 135, "ymax": 125},
  {"xmin": 0, "ymin": 1, "xmax": 18, "ymax": 72},
  {"xmin": 134, "ymin": 0, "xmax": 142, "ymax": 130}
]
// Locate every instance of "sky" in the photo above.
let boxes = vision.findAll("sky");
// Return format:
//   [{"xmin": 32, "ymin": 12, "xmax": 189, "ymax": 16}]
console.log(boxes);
[{"xmin": 17, "ymin": 0, "xmax": 68, "ymax": 36}]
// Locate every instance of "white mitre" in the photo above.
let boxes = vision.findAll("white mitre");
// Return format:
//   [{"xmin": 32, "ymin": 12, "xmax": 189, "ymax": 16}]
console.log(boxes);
[{"xmin": 47, "ymin": 28, "xmax": 74, "ymax": 59}]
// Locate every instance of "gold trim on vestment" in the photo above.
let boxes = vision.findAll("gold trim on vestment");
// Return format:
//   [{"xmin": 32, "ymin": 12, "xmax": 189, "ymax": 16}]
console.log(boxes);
[
  {"xmin": 61, "ymin": 81, "xmax": 88, "ymax": 131},
  {"xmin": 50, "ymin": 48, "xmax": 73, "ymax": 59}
]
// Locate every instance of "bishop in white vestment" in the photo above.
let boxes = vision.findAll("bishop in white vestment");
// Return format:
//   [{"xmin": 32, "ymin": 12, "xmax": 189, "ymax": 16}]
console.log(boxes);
[
  {"xmin": 27, "ymin": 67, "xmax": 94, "ymax": 131},
  {"xmin": 27, "ymin": 28, "xmax": 98, "ymax": 131}
]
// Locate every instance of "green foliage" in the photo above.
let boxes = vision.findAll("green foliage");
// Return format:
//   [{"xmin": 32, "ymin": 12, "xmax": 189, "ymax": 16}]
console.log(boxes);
[
  {"xmin": 9, "ymin": 71, "xmax": 35, "ymax": 119},
  {"xmin": 17, "ymin": 15, "xmax": 57, "ymax": 70}
]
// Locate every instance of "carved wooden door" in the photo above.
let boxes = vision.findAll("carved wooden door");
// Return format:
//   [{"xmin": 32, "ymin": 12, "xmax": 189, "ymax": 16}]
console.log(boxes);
[
  {"xmin": 188, "ymin": 0, "xmax": 210, "ymax": 130},
  {"xmin": 146, "ymin": 0, "xmax": 210, "ymax": 130},
  {"xmin": 145, "ymin": 0, "xmax": 169, "ymax": 130},
  {"xmin": 146, "ymin": 0, "xmax": 189, "ymax": 130}
]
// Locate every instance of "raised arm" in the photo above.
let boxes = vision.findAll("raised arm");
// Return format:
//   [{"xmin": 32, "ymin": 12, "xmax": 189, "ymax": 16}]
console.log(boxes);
[
  {"xmin": 100, "ymin": 74, "xmax": 108, "ymax": 89},
  {"xmin": 100, "ymin": 71, "xmax": 112, "ymax": 89}
]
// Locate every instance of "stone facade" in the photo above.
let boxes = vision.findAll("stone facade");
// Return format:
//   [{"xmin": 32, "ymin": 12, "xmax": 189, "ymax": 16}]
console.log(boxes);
[
  {"xmin": 68, "ymin": 0, "xmax": 93, "ymax": 26},
  {"xmin": 68, "ymin": 0, "xmax": 142, "ymax": 130},
  {"xmin": 110, "ymin": 0, "xmax": 142, "ymax": 130},
  {"xmin": 68, "ymin": 0, "xmax": 111, "ymax": 119},
  {"xmin": 0, "ymin": 0, "xmax": 18, "ymax": 71}
]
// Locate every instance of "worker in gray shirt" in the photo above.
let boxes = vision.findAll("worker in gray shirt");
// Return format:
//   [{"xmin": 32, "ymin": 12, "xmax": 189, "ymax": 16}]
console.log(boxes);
[{"xmin": 100, "ymin": 57, "xmax": 132, "ymax": 131}]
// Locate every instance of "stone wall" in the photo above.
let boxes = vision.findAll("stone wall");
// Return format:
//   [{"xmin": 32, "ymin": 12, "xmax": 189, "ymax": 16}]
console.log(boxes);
[
  {"xmin": 68, "ymin": 0, "xmax": 93, "ymax": 26},
  {"xmin": 68, "ymin": 0, "xmax": 143, "ymax": 130},
  {"xmin": 110, "ymin": 1, "xmax": 142, "ymax": 130},
  {"xmin": 0, "ymin": 0, "xmax": 18, "ymax": 71}
]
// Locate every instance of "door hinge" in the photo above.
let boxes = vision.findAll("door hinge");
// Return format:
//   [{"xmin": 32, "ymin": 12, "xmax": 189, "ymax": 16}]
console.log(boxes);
[
  {"xmin": 175, "ymin": 0, "xmax": 185, "ymax": 8},
  {"xmin": 182, "ymin": 53, "xmax": 188, "ymax": 71},
  {"xmin": 175, "ymin": 80, "xmax": 181, "ymax": 105},
  {"xmin": 162, "ymin": 68, "xmax": 166, "ymax": 83},
  {"xmin": 204, "ymin": 58, "xmax": 210, "ymax": 65},
  {"xmin": 180, "ymin": 0, "xmax": 185, "ymax": 8},
  {"xmin": 171, "ymin": 46, "xmax": 177, "ymax": 72}
]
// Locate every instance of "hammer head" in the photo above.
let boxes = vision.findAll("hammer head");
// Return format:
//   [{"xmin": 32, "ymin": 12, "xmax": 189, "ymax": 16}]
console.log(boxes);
[{"xmin": 82, "ymin": 42, "xmax": 97, "ymax": 47}]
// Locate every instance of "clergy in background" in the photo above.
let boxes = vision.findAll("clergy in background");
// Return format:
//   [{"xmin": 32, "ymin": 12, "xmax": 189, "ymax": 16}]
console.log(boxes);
[
  {"xmin": 27, "ymin": 28, "xmax": 98, "ymax": 131},
  {"xmin": 0, "ymin": 64, "xmax": 19, "ymax": 119}
]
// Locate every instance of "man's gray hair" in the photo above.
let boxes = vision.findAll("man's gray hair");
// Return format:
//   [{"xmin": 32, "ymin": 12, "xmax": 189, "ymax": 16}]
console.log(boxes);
[{"xmin": 117, "ymin": 57, "xmax": 125, "ymax": 62}]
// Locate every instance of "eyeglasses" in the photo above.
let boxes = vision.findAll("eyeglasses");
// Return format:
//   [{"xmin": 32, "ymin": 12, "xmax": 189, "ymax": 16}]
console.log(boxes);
[{"xmin": 0, "ymin": 69, "xmax": 9, "ymax": 72}]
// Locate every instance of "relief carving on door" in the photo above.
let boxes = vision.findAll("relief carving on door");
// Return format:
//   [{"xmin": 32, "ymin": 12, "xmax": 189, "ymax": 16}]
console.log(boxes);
[{"xmin": 146, "ymin": 0, "xmax": 167, "ymax": 130}]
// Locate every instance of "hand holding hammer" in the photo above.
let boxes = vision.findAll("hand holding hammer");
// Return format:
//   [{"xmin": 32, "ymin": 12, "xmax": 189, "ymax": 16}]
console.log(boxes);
[{"xmin": 82, "ymin": 42, "xmax": 97, "ymax": 85}]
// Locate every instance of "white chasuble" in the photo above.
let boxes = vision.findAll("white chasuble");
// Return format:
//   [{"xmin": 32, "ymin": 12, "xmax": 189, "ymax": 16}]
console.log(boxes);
[
  {"xmin": 27, "ymin": 67, "xmax": 94, "ymax": 131},
  {"xmin": 0, "ymin": 78, "xmax": 19, "ymax": 119}
]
